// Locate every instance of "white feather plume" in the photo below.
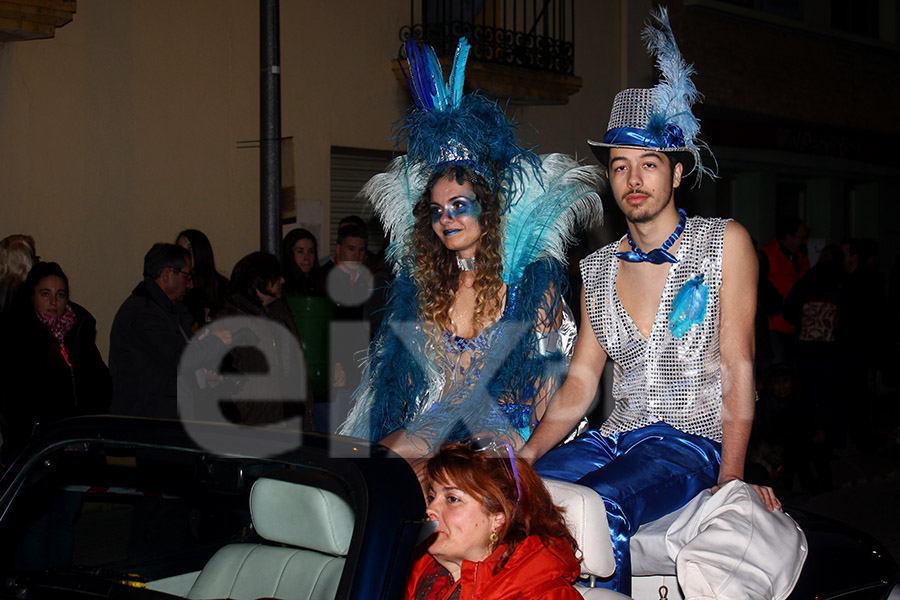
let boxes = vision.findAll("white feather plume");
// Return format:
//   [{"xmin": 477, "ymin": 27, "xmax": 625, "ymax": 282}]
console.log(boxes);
[
  {"xmin": 363, "ymin": 153, "xmax": 603, "ymax": 283},
  {"xmin": 362, "ymin": 157, "xmax": 429, "ymax": 274}
]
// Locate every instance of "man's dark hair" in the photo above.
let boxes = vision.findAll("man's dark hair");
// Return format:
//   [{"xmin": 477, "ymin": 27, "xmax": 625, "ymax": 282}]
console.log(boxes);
[
  {"xmin": 775, "ymin": 216, "xmax": 804, "ymax": 242},
  {"xmin": 338, "ymin": 215, "xmax": 367, "ymax": 230},
  {"xmin": 336, "ymin": 223, "xmax": 368, "ymax": 245},
  {"xmin": 144, "ymin": 243, "xmax": 190, "ymax": 279}
]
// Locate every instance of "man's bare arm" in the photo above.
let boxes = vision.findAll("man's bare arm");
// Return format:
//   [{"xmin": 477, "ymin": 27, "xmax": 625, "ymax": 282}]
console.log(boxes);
[
  {"xmin": 716, "ymin": 221, "xmax": 781, "ymax": 510},
  {"xmin": 519, "ymin": 288, "xmax": 607, "ymax": 463}
]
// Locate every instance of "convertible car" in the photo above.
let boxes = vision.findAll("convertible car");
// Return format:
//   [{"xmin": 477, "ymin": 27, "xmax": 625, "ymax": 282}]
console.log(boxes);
[
  {"xmin": 0, "ymin": 417, "xmax": 426, "ymax": 600},
  {"xmin": 0, "ymin": 417, "xmax": 896, "ymax": 600}
]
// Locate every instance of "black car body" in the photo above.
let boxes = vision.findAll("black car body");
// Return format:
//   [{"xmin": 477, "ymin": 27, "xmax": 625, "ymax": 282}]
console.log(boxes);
[{"xmin": 0, "ymin": 416, "xmax": 427, "ymax": 600}]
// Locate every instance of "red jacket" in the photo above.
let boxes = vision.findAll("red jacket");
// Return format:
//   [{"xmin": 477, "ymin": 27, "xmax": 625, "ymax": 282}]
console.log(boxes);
[
  {"xmin": 405, "ymin": 535, "xmax": 583, "ymax": 600},
  {"xmin": 761, "ymin": 237, "xmax": 810, "ymax": 334}
]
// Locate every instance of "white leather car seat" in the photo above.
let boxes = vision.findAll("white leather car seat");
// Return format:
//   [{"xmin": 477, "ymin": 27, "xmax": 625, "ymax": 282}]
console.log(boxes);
[
  {"xmin": 186, "ymin": 476, "xmax": 354, "ymax": 600},
  {"xmin": 543, "ymin": 479, "xmax": 631, "ymax": 600}
]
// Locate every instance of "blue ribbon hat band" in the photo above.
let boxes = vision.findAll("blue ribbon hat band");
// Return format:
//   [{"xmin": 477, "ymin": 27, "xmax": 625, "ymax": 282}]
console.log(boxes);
[{"xmin": 603, "ymin": 123, "xmax": 687, "ymax": 149}]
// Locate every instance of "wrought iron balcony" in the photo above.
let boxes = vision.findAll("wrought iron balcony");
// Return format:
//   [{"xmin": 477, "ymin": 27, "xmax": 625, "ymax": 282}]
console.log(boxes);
[
  {"xmin": 398, "ymin": 0, "xmax": 581, "ymax": 105},
  {"xmin": 0, "ymin": 0, "xmax": 76, "ymax": 42}
]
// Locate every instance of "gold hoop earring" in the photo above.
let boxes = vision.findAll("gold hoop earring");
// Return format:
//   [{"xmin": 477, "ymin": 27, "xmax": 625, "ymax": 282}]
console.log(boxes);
[{"xmin": 489, "ymin": 531, "xmax": 499, "ymax": 551}]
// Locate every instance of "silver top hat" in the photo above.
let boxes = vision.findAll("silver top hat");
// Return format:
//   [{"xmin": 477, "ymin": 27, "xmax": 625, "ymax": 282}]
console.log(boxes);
[
  {"xmin": 587, "ymin": 88, "xmax": 699, "ymax": 176},
  {"xmin": 586, "ymin": 7, "xmax": 715, "ymax": 182}
]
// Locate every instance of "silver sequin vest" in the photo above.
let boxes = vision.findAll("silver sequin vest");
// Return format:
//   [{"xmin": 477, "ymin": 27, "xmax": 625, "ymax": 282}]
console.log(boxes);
[{"xmin": 581, "ymin": 216, "xmax": 729, "ymax": 442}]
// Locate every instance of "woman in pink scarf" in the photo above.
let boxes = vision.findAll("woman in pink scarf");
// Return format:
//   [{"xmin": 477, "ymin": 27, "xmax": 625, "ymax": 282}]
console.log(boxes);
[{"xmin": 0, "ymin": 262, "xmax": 110, "ymax": 465}]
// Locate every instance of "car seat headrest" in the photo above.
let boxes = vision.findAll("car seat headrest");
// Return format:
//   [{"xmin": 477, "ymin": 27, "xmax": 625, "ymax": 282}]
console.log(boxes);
[{"xmin": 250, "ymin": 477, "xmax": 354, "ymax": 556}]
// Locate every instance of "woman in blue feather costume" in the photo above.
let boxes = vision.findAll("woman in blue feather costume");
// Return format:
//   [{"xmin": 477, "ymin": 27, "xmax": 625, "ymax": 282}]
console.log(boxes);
[{"xmin": 338, "ymin": 38, "xmax": 603, "ymax": 460}]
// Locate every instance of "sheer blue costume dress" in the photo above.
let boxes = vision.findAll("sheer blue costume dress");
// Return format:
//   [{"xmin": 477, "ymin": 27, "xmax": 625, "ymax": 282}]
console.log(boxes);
[{"xmin": 339, "ymin": 154, "xmax": 602, "ymax": 450}]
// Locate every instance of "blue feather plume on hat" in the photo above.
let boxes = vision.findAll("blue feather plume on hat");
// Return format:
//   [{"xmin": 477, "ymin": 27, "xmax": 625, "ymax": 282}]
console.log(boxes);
[{"xmin": 642, "ymin": 6, "xmax": 716, "ymax": 181}]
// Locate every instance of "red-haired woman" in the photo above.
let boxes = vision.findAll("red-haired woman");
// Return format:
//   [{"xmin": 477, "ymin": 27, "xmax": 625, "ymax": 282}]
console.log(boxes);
[{"xmin": 407, "ymin": 441, "xmax": 582, "ymax": 600}]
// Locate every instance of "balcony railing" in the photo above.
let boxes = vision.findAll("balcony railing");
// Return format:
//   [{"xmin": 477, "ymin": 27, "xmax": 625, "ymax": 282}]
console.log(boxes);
[
  {"xmin": 400, "ymin": 0, "xmax": 576, "ymax": 76},
  {"xmin": 0, "ymin": 0, "xmax": 76, "ymax": 42}
]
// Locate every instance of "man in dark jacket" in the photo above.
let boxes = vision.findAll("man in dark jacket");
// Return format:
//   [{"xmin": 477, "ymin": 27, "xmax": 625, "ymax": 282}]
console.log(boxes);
[
  {"xmin": 109, "ymin": 243, "xmax": 224, "ymax": 419},
  {"xmin": 320, "ymin": 223, "xmax": 373, "ymax": 431}
]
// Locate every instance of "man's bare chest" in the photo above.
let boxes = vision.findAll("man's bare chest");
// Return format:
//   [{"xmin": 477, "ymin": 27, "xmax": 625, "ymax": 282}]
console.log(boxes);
[{"xmin": 615, "ymin": 262, "xmax": 671, "ymax": 337}]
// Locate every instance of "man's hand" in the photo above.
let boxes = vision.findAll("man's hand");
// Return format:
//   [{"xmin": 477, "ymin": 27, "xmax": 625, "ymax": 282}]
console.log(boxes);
[
  {"xmin": 712, "ymin": 476, "xmax": 782, "ymax": 511},
  {"xmin": 203, "ymin": 368, "xmax": 223, "ymax": 385}
]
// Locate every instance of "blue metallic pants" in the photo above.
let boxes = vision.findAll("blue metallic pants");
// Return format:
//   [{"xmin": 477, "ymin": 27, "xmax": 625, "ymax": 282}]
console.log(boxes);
[{"xmin": 535, "ymin": 423, "xmax": 721, "ymax": 595}]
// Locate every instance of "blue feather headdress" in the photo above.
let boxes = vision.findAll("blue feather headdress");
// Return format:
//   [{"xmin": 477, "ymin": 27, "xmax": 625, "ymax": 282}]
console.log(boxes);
[
  {"xmin": 587, "ymin": 7, "xmax": 716, "ymax": 182},
  {"xmin": 397, "ymin": 37, "xmax": 542, "ymax": 205}
]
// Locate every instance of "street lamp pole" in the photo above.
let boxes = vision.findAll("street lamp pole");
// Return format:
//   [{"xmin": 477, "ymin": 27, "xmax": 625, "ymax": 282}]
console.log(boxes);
[{"xmin": 260, "ymin": 0, "xmax": 281, "ymax": 257}]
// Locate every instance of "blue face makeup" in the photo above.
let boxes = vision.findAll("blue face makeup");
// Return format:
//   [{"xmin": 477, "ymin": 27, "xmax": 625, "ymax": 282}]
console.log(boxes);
[{"xmin": 430, "ymin": 195, "xmax": 481, "ymax": 224}]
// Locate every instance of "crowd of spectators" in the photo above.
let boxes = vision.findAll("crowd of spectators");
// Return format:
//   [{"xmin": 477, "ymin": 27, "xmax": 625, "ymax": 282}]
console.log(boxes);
[
  {"xmin": 0, "ymin": 220, "xmax": 389, "ymax": 467},
  {"xmin": 749, "ymin": 217, "xmax": 896, "ymax": 496}
]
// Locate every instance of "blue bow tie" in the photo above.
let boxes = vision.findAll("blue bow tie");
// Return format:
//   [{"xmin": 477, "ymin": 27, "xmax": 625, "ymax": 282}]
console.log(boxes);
[{"xmin": 616, "ymin": 208, "xmax": 686, "ymax": 265}]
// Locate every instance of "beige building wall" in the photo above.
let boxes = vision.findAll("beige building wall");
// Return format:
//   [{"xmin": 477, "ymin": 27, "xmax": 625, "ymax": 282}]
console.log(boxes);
[
  {"xmin": 0, "ymin": 0, "xmax": 626, "ymax": 358},
  {"xmin": 522, "ymin": 0, "xmax": 653, "ymax": 156}
]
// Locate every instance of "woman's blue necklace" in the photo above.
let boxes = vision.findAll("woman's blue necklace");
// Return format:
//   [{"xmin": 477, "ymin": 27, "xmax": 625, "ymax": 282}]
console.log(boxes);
[{"xmin": 616, "ymin": 208, "xmax": 686, "ymax": 264}]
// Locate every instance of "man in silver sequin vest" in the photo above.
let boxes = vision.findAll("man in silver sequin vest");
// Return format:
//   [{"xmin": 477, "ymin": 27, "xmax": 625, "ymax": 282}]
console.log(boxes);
[{"xmin": 519, "ymin": 9, "xmax": 781, "ymax": 596}]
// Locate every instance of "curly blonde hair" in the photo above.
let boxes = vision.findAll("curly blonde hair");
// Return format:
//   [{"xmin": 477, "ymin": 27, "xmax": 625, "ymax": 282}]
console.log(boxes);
[{"xmin": 412, "ymin": 167, "xmax": 505, "ymax": 353}]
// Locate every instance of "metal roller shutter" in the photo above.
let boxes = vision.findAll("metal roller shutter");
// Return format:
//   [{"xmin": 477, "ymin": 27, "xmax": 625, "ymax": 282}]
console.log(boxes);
[{"xmin": 329, "ymin": 146, "xmax": 396, "ymax": 252}]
